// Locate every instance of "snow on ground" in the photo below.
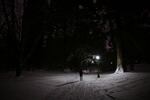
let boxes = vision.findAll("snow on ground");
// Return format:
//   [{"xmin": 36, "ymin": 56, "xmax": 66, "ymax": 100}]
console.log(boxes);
[{"xmin": 0, "ymin": 70, "xmax": 150, "ymax": 100}]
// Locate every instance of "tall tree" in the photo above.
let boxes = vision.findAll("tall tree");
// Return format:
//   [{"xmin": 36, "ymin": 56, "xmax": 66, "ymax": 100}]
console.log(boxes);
[
  {"xmin": 0, "ymin": 0, "xmax": 48, "ymax": 76},
  {"xmin": 0, "ymin": 0, "xmax": 26, "ymax": 76}
]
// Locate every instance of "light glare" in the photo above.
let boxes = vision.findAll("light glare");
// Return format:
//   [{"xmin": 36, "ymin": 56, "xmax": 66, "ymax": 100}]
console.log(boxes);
[{"xmin": 96, "ymin": 55, "xmax": 100, "ymax": 60}]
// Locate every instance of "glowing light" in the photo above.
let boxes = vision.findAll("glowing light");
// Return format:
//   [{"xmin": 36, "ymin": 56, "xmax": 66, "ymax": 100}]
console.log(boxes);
[
  {"xmin": 96, "ymin": 55, "xmax": 100, "ymax": 60},
  {"xmin": 91, "ymin": 60, "xmax": 94, "ymax": 63}
]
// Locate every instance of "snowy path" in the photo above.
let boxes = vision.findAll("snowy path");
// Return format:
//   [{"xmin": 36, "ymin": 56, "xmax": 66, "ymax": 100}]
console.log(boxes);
[{"xmin": 0, "ymin": 71, "xmax": 150, "ymax": 100}]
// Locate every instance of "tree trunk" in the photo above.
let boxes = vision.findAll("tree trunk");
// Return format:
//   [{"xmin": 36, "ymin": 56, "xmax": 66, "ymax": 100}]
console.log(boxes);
[{"xmin": 115, "ymin": 37, "xmax": 124, "ymax": 73}]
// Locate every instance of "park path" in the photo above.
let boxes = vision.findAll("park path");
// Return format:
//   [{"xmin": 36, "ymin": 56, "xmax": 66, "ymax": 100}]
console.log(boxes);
[{"xmin": 0, "ymin": 71, "xmax": 150, "ymax": 100}]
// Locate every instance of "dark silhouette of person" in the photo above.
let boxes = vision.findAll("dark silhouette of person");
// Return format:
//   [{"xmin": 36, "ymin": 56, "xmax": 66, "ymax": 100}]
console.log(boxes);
[
  {"xmin": 79, "ymin": 69, "xmax": 83, "ymax": 81},
  {"xmin": 97, "ymin": 68, "xmax": 100, "ymax": 78}
]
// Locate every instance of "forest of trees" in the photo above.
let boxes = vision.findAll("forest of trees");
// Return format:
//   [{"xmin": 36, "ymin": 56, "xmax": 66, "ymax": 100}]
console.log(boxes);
[{"xmin": 0, "ymin": 0, "xmax": 150, "ymax": 76}]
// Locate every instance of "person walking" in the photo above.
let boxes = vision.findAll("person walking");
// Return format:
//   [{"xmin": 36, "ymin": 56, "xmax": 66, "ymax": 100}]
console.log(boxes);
[{"xmin": 79, "ymin": 69, "xmax": 83, "ymax": 81}]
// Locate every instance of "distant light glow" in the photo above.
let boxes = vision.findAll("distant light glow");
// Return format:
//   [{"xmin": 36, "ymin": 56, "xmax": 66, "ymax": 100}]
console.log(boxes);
[
  {"xmin": 110, "ymin": 61, "xmax": 113, "ymax": 64},
  {"xmin": 91, "ymin": 60, "xmax": 94, "ymax": 63},
  {"xmin": 96, "ymin": 55, "xmax": 100, "ymax": 60},
  {"xmin": 79, "ymin": 5, "xmax": 84, "ymax": 9}
]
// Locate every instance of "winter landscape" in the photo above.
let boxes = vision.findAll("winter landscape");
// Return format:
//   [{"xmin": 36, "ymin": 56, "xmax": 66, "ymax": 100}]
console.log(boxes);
[
  {"xmin": 1, "ymin": 0, "xmax": 150, "ymax": 100},
  {"xmin": 1, "ymin": 69, "xmax": 150, "ymax": 100}
]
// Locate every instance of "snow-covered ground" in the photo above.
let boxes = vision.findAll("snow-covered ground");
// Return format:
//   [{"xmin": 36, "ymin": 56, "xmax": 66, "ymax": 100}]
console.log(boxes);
[{"xmin": 0, "ymin": 71, "xmax": 150, "ymax": 100}]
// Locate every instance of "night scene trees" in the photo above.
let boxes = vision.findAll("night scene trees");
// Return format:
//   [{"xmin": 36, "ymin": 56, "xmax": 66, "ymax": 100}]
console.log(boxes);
[
  {"xmin": 0, "ymin": 0, "xmax": 48, "ymax": 76},
  {"xmin": 1, "ymin": 0, "xmax": 150, "ymax": 100},
  {"xmin": 0, "ymin": 0, "xmax": 150, "ymax": 75},
  {"xmin": 0, "ymin": 0, "xmax": 25, "ymax": 76}
]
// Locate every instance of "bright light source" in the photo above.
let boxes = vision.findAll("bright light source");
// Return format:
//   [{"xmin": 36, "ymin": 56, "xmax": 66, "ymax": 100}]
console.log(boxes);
[{"xmin": 96, "ymin": 55, "xmax": 100, "ymax": 60}]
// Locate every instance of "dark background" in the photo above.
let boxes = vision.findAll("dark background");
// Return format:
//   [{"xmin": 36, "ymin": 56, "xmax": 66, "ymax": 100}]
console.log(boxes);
[{"xmin": 0, "ymin": 0, "xmax": 150, "ymax": 72}]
